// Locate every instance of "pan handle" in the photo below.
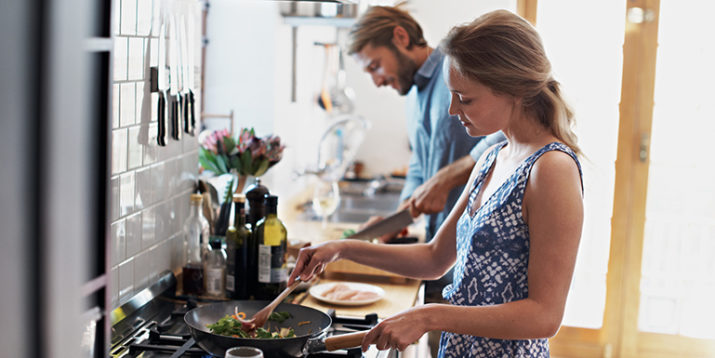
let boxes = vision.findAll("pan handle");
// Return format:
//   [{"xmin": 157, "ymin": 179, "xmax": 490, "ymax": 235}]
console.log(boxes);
[{"xmin": 324, "ymin": 331, "xmax": 367, "ymax": 351}]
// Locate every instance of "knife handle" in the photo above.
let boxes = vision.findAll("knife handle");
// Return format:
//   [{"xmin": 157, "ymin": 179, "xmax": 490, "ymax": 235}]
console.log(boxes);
[
  {"xmin": 182, "ymin": 93, "xmax": 191, "ymax": 134},
  {"xmin": 188, "ymin": 90, "xmax": 196, "ymax": 134},
  {"xmin": 170, "ymin": 94, "xmax": 181, "ymax": 140},
  {"xmin": 157, "ymin": 92, "xmax": 166, "ymax": 146}
]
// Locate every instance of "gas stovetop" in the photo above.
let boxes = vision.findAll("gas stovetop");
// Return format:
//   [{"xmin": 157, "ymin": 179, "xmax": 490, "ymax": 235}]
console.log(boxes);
[{"xmin": 110, "ymin": 272, "xmax": 388, "ymax": 358}]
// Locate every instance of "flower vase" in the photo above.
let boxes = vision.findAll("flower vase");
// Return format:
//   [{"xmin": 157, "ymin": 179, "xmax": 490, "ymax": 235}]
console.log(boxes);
[{"xmin": 233, "ymin": 173, "xmax": 255, "ymax": 196}]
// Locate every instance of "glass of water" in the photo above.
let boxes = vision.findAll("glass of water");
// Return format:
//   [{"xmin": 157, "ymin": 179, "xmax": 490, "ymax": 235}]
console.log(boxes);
[
  {"xmin": 312, "ymin": 179, "xmax": 341, "ymax": 226},
  {"xmin": 225, "ymin": 346, "xmax": 263, "ymax": 358}
]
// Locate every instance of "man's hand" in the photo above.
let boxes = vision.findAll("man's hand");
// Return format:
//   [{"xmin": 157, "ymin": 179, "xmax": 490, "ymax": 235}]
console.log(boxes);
[{"xmin": 409, "ymin": 155, "xmax": 476, "ymax": 215}]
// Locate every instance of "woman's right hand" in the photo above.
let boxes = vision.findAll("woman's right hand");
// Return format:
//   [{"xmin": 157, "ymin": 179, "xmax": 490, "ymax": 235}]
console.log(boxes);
[{"xmin": 287, "ymin": 241, "xmax": 343, "ymax": 285}]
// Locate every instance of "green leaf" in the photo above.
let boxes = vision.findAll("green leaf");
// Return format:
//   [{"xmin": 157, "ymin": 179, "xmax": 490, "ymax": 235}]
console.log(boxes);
[
  {"xmin": 223, "ymin": 136, "xmax": 237, "ymax": 154},
  {"xmin": 223, "ymin": 177, "xmax": 235, "ymax": 203},
  {"xmin": 199, "ymin": 148, "xmax": 220, "ymax": 173},
  {"xmin": 215, "ymin": 155, "xmax": 229, "ymax": 174},
  {"xmin": 253, "ymin": 159, "xmax": 270, "ymax": 177},
  {"xmin": 229, "ymin": 156, "xmax": 242, "ymax": 173},
  {"xmin": 240, "ymin": 150, "xmax": 253, "ymax": 176}
]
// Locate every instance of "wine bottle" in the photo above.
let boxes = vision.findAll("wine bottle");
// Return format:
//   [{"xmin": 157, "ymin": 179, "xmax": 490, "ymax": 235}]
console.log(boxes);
[
  {"xmin": 254, "ymin": 195, "xmax": 287, "ymax": 300},
  {"xmin": 245, "ymin": 178, "xmax": 269, "ymax": 298},
  {"xmin": 225, "ymin": 194, "xmax": 251, "ymax": 299},
  {"xmin": 182, "ymin": 194, "xmax": 208, "ymax": 295}
]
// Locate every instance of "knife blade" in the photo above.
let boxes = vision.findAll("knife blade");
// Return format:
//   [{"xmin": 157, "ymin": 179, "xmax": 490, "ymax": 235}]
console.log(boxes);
[
  {"xmin": 156, "ymin": 19, "xmax": 168, "ymax": 146},
  {"xmin": 185, "ymin": 13, "xmax": 196, "ymax": 134},
  {"xmin": 179, "ymin": 15, "xmax": 192, "ymax": 135},
  {"xmin": 346, "ymin": 209, "xmax": 413, "ymax": 240},
  {"xmin": 168, "ymin": 14, "xmax": 182, "ymax": 140}
]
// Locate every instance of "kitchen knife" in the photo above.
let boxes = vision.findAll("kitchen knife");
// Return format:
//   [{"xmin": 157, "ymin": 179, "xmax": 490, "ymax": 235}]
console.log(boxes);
[
  {"xmin": 168, "ymin": 14, "xmax": 182, "ymax": 140},
  {"xmin": 346, "ymin": 209, "xmax": 413, "ymax": 240},
  {"xmin": 185, "ymin": 13, "xmax": 196, "ymax": 134},
  {"xmin": 156, "ymin": 20, "xmax": 168, "ymax": 146},
  {"xmin": 179, "ymin": 15, "xmax": 192, "ymax": 135}
]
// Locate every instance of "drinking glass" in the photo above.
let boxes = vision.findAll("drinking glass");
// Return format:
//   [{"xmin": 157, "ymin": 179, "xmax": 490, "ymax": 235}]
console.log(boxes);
[
  {"xmin": 225, "ymin": 346, "xmax": 263, "ymax": 358},
  {"xmin": 312, "ymin": 180, "xmax": 341, "ymax": 226}
]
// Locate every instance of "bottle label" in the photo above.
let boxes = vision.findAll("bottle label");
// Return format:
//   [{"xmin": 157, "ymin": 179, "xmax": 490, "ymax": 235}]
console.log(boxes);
[
  {"xmin": 205, "ymin": 268, "xmax": 224, "ymax": 296},
  {"xmin": 226, "ymin": 273, "xmax": 235, "ymax": 291},
  {"xmin": 258, "ymin": 244, "xmax": 286, "ymax": 283}
]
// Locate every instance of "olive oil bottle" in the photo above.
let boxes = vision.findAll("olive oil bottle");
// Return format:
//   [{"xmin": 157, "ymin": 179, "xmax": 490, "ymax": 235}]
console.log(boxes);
[{"xmin": 254, "ymin": 195, "xmax": 287, "ymax": 300}]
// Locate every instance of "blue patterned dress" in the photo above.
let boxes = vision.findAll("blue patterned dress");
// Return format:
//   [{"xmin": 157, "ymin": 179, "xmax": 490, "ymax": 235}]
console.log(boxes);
[{"xmin": 438, "ymin": 141, "xmax": 582, "ymax": 358}]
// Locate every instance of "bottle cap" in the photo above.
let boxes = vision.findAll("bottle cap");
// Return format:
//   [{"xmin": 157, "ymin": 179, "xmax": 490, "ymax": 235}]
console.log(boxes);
[
  {"xmin": 233, "ymin": 194, "xmax": 246, "ymax": 203},
  {"xmin": 209, "ymin": 238, "xmax": 223, "ymax": 249},
  {"xmin": 264, "ymin": 195, "xmax": 278, "ymax": 207},
  {"xmin": 190, "ymin": 193, "xmax": 203, "ymax": 203}
]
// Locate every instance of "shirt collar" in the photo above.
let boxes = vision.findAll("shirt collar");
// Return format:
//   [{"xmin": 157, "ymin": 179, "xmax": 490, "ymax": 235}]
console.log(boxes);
[{"xmin": 413, "ymin": 47, "xmax": 444, "ymax": 90}]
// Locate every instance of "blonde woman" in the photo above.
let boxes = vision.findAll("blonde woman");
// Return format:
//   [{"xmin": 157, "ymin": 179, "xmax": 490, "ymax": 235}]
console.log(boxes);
[{"xmin": 289, "ymin": 10, "xmax": 583, "ymax": 357}]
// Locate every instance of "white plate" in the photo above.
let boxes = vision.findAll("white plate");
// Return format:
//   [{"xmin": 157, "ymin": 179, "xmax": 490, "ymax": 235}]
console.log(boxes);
[{"xmin": 309, "ymin": 282, "xmax": 385, "ymax": 306}]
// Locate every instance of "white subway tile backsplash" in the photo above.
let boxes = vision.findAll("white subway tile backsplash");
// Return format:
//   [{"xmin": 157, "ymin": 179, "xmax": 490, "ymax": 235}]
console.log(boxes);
[
  {"xmin": 112, "ymin": 220, "xmax": 126, "ymax": 266},
  {"xmin": 128, "ymin": 38, "xmax": 145, "ymax": 81},
  {"xmin": 110, "ymin": 0, "xmax": 200, "ymax": 310},
  {"xmin": 136, "ymin": 0, "xmax": 153, "ymax": 36},
  {"xmin": 126, "ymin": 213, "xmax": 142, "ymax": 258},
  {"xmin": 113, "ymin": 84, "xmax": 120, "ymax": 129},
  {"xmin": 128, "ymin": 126, "xmax": 143, "ymax": 169},
  {"xmin": 118, "ymin": 258, "xmax": 135, "ymax": 304},
  {"xmin": 152, "ymin": 162, "xmax": 166, "ymax": 200},
  {"xmin": 113, "ymin": 37, "xmax": 128, "ymax": 81},
  {"xmin": 112, "ymin": 128, "xmax": 128, "ymax": 174},
  {"xmin": 141, "ymin": 206, "xmax": 156, "ymax": 249},
  {"xmin": 111, "ymin": 268, "xmax": 119, "ymax": 308},
  {"xmin": 133, "ymin": 247, "xmax": 153, "ymax": 292},
  {"xmin": 120, "ymin": 172, "xmax": 136, "ymax": 217},
  {"xmin": 134, "ymin": 166, "xmax": 153, "ymax": 209},
  {"xmin": 120, "ymin": 83, "xmax": 136, "ymax": 127},
  {"xmin": 120, "ymin": 0, "xmax": 137, "ymax": 35},
  {"xmin": 111, "ymin": 176, "xmax": 120, "ymax": 221}
]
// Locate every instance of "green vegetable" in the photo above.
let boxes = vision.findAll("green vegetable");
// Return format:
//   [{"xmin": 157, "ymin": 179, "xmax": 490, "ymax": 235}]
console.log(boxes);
[
  {"xmin": 206, "ymin": 314, "xmax": 296, "ymax": 339},
  {"xmin": 341, "ymin": 229, "xmax": 356, "ymax": 239},
  {"xmin": 268, "ymin": 311, "xmax": 292, "ymax": 323}
]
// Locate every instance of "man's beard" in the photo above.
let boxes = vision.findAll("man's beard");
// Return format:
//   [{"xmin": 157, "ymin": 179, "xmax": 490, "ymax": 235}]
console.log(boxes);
[{"xmin": 391, "ymin": 46, "xmax": 418, "ymax": 96}]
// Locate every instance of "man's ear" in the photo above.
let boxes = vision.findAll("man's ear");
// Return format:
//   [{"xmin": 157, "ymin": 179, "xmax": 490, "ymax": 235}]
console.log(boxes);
[{"xmin": 391, "ymin": 25, "xmax": 411, "ymax": 49}]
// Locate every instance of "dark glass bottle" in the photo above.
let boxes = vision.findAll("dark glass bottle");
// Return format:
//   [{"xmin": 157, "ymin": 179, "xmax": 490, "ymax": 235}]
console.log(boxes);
[
  {"xmin": 183, "ymin": 194, "xmax": 208, "ymax": 295},
  {"xmin": 245, "ymin": 178, "xmax": 269, "ymax": 298},
  {"xmin": 225, "ymin": 194, "xmax": 251, "ymax": 299},
  {"xmin": 254, "ymin": 195, "xmax": 288, "ymax": 300}
]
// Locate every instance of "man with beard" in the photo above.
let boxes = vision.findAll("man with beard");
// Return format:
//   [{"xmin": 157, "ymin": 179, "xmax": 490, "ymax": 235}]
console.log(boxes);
[{"xmin": 348, "ymin": 5, "xmax": 505, "ymax": 243}]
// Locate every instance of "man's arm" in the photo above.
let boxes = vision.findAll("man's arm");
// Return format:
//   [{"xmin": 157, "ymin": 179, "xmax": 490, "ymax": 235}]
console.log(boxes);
[{"xmin": 409, "ymin": 154, "xmax": 475, "ymax": 214}]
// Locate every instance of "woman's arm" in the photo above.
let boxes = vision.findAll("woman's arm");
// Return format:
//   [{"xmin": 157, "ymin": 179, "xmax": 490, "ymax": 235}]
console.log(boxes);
[{"xmin": 360, "ymin": 150, "xmax": 584, "ymax": 350}]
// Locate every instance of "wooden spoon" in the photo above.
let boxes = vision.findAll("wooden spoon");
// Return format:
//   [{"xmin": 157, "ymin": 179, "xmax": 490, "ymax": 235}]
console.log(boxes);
[{"xmin": 239, "ymin": 279, "xmax": 303, "ymax": 331}]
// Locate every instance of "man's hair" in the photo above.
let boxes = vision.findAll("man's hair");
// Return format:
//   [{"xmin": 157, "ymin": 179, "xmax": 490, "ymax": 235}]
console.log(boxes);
[{"xmin": 347, "ymin": 5, "xmax": 428, "ymax": 55}]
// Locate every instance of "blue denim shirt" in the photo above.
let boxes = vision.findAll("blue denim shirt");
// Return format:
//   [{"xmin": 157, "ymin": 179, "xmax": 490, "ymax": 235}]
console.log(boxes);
[{"xmin": 402, "ymin": 48, "xmax": 506, "ymax": 240}]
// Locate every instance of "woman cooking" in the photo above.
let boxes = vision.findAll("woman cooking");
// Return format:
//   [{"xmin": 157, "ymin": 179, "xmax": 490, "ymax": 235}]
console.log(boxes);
[{"xmin": 288, "ymin": 9, "xmax": 584, "ymax": 358}]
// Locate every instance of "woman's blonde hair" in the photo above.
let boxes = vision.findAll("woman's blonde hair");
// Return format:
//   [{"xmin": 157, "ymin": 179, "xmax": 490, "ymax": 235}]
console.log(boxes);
[
  {"xmin": 441, "ymin": 10, "xmax": 581, "ymax": 156},
  {"xmin": 347, "ymin": 5, "xmax": 427, "ymax": 55}
]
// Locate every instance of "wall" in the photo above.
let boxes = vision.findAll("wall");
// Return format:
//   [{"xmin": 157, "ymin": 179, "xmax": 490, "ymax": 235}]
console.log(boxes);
[
  {"xmin": 204, "ymin": 1, "xmax": 516, "ymax": 205},
  {"xmin": 110, "ymin": 0, "xmax": 201, "ymax": 308}
]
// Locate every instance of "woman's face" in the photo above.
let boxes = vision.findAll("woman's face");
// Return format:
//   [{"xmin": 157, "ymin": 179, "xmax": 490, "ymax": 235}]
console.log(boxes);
[{"xmin": 444, "ymin": 57, "xmax": 516, "ymax": 137}]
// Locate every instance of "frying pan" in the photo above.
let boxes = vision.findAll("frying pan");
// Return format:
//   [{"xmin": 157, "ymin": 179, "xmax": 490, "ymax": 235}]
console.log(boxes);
[{"xmin": 185, "ymin": 300, "xmax": 367, "ymax": 357}]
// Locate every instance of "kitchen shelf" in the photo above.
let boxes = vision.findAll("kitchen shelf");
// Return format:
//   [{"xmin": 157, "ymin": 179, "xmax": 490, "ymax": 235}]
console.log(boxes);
[{"xmin": 282, "ymin": 16, "xmax": 356, "ymax": 28}]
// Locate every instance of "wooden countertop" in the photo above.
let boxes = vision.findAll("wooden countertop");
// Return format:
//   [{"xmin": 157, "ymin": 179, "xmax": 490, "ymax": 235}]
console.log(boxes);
[{"xmin": 293, "ymin": 274, "xmax": 423, "ymax": 319}]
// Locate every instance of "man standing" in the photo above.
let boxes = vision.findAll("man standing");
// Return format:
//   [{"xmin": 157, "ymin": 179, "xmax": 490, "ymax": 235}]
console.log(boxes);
[{"xmin": 348, "ymin": 5, "xmax": 505, "ymax": 241}]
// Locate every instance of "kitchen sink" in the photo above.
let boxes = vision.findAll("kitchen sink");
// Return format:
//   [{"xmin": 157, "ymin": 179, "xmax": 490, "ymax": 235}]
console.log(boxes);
[{"xmin": 303, "ymin": 178, "xmax": 404, "ymax": 223}]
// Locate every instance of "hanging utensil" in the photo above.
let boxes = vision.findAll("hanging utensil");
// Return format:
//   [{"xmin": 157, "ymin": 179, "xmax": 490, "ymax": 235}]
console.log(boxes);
[
  {"xmin": 156, "ymin": 18, "xmax": 168, "ymax": 146},
  {"xmin": 179, "ymin": 15, "xmax": 193, "ymax": 135},
  {"xmin": 168, "ymin": 14, "xmax": 182, "ymax": 140},
  {"xmin": 185, "ymin": 12, "xmax": 197, "ymax": 135}
]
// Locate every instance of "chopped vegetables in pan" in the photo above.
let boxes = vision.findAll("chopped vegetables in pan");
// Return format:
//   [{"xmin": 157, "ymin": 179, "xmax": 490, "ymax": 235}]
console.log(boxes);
[{"xmin": 206, "ymin": 311, "xmax": 297, "ymax": 339}]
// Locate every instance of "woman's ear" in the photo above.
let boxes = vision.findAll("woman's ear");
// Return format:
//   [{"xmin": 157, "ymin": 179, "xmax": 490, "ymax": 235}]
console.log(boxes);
[{"xmin": 391, "ymin": 25, "xmax": 411, "ymax": 49}]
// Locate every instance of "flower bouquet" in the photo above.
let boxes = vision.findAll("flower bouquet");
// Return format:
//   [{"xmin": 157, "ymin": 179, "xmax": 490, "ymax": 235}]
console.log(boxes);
[{"xmin": 199, "ymin": 127, "xmax": 285, "ymax": 193}]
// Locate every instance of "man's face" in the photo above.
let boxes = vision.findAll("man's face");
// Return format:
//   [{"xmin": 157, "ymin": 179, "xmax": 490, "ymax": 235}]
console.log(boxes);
[{"xmin": 353, "ymin": 43, "xmax": 418, "ymax": 96}]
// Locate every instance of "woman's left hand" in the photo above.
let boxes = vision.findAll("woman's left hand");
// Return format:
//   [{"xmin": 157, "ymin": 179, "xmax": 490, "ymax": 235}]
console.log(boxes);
[{"xmin": 361, "ymin": 306, "xmax": 431, "ymax": 352}]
